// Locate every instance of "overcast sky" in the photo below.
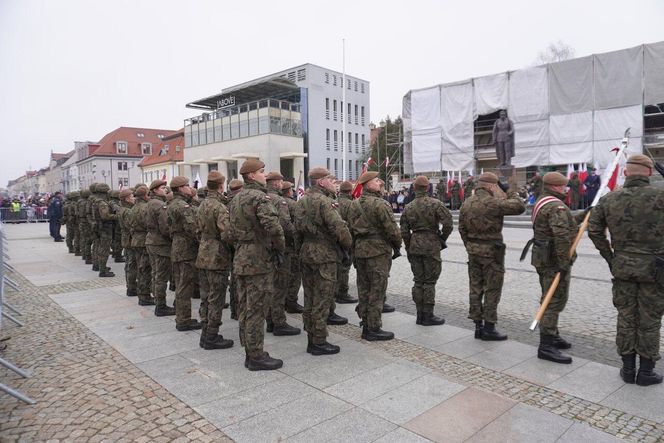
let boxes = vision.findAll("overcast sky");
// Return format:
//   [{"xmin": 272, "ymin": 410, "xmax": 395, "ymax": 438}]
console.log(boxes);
[{"xmin": 1, "ymin": 0, "xmax": 662, "ymax": 187}]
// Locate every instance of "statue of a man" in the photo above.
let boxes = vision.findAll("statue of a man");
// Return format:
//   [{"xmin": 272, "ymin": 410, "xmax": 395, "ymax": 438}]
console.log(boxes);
[{"xmin": 492, "ymin": 110, "xmax": 515, "ymax": 166}]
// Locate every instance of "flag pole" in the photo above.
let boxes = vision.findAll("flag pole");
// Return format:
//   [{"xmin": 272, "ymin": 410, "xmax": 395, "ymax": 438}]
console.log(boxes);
[{"xmin": 529, "ymin": 128, "xmax": 631, "ymax": 331}]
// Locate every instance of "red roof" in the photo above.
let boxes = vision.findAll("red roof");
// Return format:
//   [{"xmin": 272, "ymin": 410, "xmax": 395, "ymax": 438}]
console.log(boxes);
[
  {"xmin": 138, "ymin": 131, "xmax": 185, "ymax": 167},
  {"xmin": 88, "ymin": 127, "xmax": 179, "ymax": 158}
]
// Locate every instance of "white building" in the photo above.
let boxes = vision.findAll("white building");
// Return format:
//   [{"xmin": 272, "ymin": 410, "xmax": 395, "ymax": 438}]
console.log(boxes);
[{"xmin": 183, "ymin": 63, "xmax": 370, "ymax": 184}]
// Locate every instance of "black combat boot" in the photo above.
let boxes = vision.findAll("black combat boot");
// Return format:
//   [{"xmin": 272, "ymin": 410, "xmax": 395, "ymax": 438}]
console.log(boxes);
[
  {"xmin": 474, "ymin": 320, "xmax": 484, "ymax": 339},
  {"xmin": 420, "ymin": 312, "xmax": 445, "ymax": 326},
  {"xmin": 538, "ymin": 334, "xmax": 572, "ymax": 364},
  {"xmin": 203, "ymin": 332, "xmax": 234, "ymax": 350},
  {"xmin": 68, "ymin": 247, "xmax": 74, "ymax": 253},
  {"xmin": 620, "ymin": 353, "xmax": 636, "ymax": 384},
  {"xmin": 272, "ymin": 323, "xmax": 301, "ymax": 336},
  {"xmin": 362, "ymin": 326, "xmax": 395, "ymax": 341},
  {"xmin": 126, "ymin": 288, "xmax": 137, "ymax": 297},
  {"xmin": 192, "ymin": 290, "xmax": 201, "ymax": 299},
  {"xmin": 335, "ymin": 294, "xmax": 358, "ymax": 304},
  {"xmin": 327, "ymin": 312, "xmax": 348, "ymax": 325},
  {"xmin": 480, "ymin": 322, "xmax": 507, "ymax": 341},
  {"xmin": 138, "ymin": 297, "xmax": 156, "ymax": 306},
  {"xmin": 92, "ymin": 264, "xmax": 99, "ymax": 272},
  {"xmin": 416, "ymin": 311, "xmax": 423, "ymax": 325},
  {"xmin": 636, "ymin": 356, "xmax": 663, "ymax": 386},
  {"xmin": 230, "ymin": 311, "xmax": 238, "ymax": 320},
  {"xmin": 266, "ymin": 319, "xmax": 274, "ymax": 333},
  {"xmin": 552, "ymin": 332, "xmax": 572, "ymax": 349},
  {"xmin": 382, "ymin": 303, "xmax": 396, "ymax": 313},
  {"xmin": 199, "ymin": 323, "xmax": 207, "ymax": 348},
  {"xmin": 176, "ymin": 319, "xmax": 203, "ymax": 331},
  {"xmin": 74, "ymin": 252, "xmax": 82, "ymax": 256},
  {"xmin": 169, "ymin": 282, "xmax": 176, "ymax": 292},
  {"xmin": 114, "ymin": 256, "xmax": 125, "ymax": 263},
  {"xmin": 155, "ymin": 304, "xmax": 176, "ymax": 317},
  {"xmin": 307, "ymin": 341, "xmax": 341, "ymax": 355},
  {"xmin": 247, "ymin": 352, "xmax": 283, "ymax": 371},
  {"xmin": 99, "ymin": 270, "xmax": 115, "ymax": 277},
  {"xmin": 285, "ymin": 302, "xmax": 304, "ymax": 314},
  {"xmin": 85, "ymin": 258, "xmax": 93, "ymax": 264}
]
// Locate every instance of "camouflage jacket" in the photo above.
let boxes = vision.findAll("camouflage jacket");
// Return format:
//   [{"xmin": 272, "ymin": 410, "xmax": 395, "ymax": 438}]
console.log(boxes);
[
  {"xmin": 459, "ymin": 188, "xmax": 525, "ymax": 257},
  {"xmin": 95, "ymin": 196, "xmax": 118, "ymax": 231},
  {"xmin": 531, "ymin": 189, "xmax": 583, "ymax": 269},
  {"xmin": 293, "ymin": 186, "xmax": 352, "ymax": 264},
  {"xmin": 401, "ymin": 190, "xmax": 453, "ymax": 257},
  {"xmin": 268, "ymin": 189, "xmax": 296, "ymax": 248},
  {"xmin": 168, "ymin": 193, "xmax": 199, "ymax": 263},
  {"xmin": 285, "ymin": 196, "xmax": 301, "ymax": 252},
  {"xmin": 117, "ymin": 201, "xmax": 133, "ymax": 249},
  {"xmin": 463, "ymin": 180, "xmax": 476, "ymax": 199},
  {"xmin": 337, "ymin": 193, "xmax": 353, "ymax": 222},
  {"xmin": 77, "ymin": 198, "xmax": 88, "ymax": 228},
  {"xmin": 195, "ymin": 191, "xmax": 232, "ymax": 270},
  {"xmin": 226, "ymin": 181, "xmax": 284, "ymax": 276},
  {"xmin": 145, "ymin": 195, "xmax": 170, "ymax": 255},
  {"xmin": 348, "ymin": 189, "xmax": 402, "ymax": 259},
  {"xmin": 588, "ymin": 175, "xmax": 664, "ymax": 281},
  {"xmin": 86, "ymin": 195, "xmax": 98, "ymax": 230},
  {"xmin": 129, "ymin": 198, "xmax": 149, "ymax": 248},
  {"xmin": 451, "ymin": 182, "xmax": 461, "ymax": 197}
]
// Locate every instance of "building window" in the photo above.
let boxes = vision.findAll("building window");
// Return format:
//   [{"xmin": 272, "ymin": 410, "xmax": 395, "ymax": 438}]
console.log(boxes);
[
  {"xmin": 347, "ymin": 79, "xmax": 351, "ymax": 90},
  {"xmin": 333, "ymin": 75, "xmax": 337, "ymax": 86},
  {"xmin": 137, "ymin": 132, "xmax": 145, "ymax": 138},
  {"xmin": 333, "ymin": 130, "xmax": 338, "ymax": 151},
  {"xmin": 297, "ymin": 69, "xmax": 306, "ymax": 81},
  {"xmin": 141, "ymin": 143, "xmax": 152, "ymax": 155},
  {"xmin": 349, "ymin": 160, "xmax": 353, "ymax": 179},
  {"xmin": 157, "ymin": 134, "xmax": 164, "ymax": 139},
  {"xmin": 361, "ymin": 106, "xmax": 365, "ymax": 126},
  {"xmin": 354, "ymin": 81, "xmax": 358, "ymax": 92},
  {"xmin": 361, "ymin": 134, "xmax": 366, "ymax": 154},
  {"xmin": 325, "ymin": 98, "xmax": 329, "ymax": 120},
  {"xmin": 334, "ymin": 159, "xmax": 338, "ymax": 177},
  {"xmin": 117, "ymin": 161, "xmax": 127, "ymax": 171},
  {"xmin": 356, "ymin": 160, "xmax": 360, "ymax": 177},
  {"xmin": 116, "ymin": 141, "xmax": 127, "ymax": 154},
  {"xmin": 326, "ymin": 128, "xmax": 330, "ymax": 150},
  {"xmin": 355, "ymin": 133, "xmax": 359, "ymax": 153},
  {"xmin": 348, "ymin": 131, "xmax": 352, "ymax": 152},
  {"xmin": 287, "ymin": 71, "xmax": 296, "ymax": 82},
  {"xmin": 326, "ymin": 158, "xmax": 330, "ymax": 170},
  {"xmin": 354, "ymin": 105, "xmax": 359, "ymax": 125},
  {"xmin": 333, "ymin": 100, "xmax": 337, "ymax": 121},
  {"xmin": 347, "ymin": 103, "xmax": 351, "ymax": 122},
  {"xmin": 118, "ymin": 178, "xmax": 129, "ymax": 187},
  {"xmin": 325, "ymin": 73, "xmax": 329, "ymax": 83},
  {"xmin": 361, "ymin": 83, "xmax": 365, "ymax": 94}
]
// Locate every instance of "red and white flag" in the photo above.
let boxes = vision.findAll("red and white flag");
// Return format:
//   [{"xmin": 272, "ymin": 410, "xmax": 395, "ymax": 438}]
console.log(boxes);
[
  {"xmin": 351, "ymin": 162, "xmax": 369, "ymax": 199},
  {"xmin": 607, "ymin": 148, "xmax": 627, "ymax": 191},
  {"xmin": 295, "ymin": 171, "xmax": 305, "ymax": 200},
  {"xmin": 385, "ymin": 156, "xmax": 390, "ymax": 168},
  {"xmin": 578, "ymin": 163, "xmax": 587, "ymax": 196}
]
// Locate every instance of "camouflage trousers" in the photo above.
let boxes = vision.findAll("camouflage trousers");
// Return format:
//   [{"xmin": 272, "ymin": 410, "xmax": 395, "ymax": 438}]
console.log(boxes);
[
  {"xmin": 336, "ymin": 259, "xmax": 351, "ymax": 300},
  {"xmin": 302, "ymin": 261, "xmax": 336, "ymax": 344},
  {"xmin": 266, "ymin": 255, "xmax": 290, "ymax": 326},
  {"xmin": 96, "ymin": 229, "xmax": 112, "ymax": 272},
  {"xmin": 467, "ymin": 254, "xmax": 505, "ymax": 323},
  {"xmin": 613, "ymin": 279, "xmax": 664, "ymax": 361},
  {"xmin": 135, "ymin": 247, "xmax": 152, "ymax": 300},
  {"xmin": 112, "ymin": 227, "xmax": 122, "ymax": 258},
  {"xmin": 286, "ymin": 251, "xmax": 302, "ymax": 308},
  {"xmin": 79, "ymin": 225, "xmax": 92, "ymax": 260},
  {"xmin": 536, "ymin": 267, "xmax": 571, "ymax": 336},
  {"xmin": 229, "ymin": 272, "xmax": 237, "ymax": 317},
  {"xmin": 147, "ymin": 247, "xmax": 170, "ymax": 306},
  {"xmin": 237, "ymin": 272, "xmax": 272, "ymax": 358},
  {"xmin": 66, "ymin": 222, "xmax": 76, "ymax": 251},
  {"xmin": 123, "ymin": 247, "xmax": 138, "ymax": 294},
  {"xmin": 355, "ymin": 253, "xmax": 391, "ymax": 330},
  {"xmin": 90, "ymin": 231, "xmax": 99, "ymax": 266},
  {"xmin": 199, "ymin": 269, "xmax": 230, "ymax": 335},
  {"xmin": 73, "ymin": 222, "xmax": 81, "ymax": 254},
  {"xmin": 409, "ymin": 254, "xmax": 442, "ymax": 314},
  {"xmin": 173, "ymin": 261, "xmax": 196, "ymax": 327}
]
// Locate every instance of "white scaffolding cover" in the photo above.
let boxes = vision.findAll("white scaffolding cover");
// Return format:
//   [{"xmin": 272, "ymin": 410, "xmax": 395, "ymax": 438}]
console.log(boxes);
[
  {"xmin": 549, "ymin": 56, "xmax": 594, "ymax": 115},
  {"xmin": 473, "ymin": 73, "xmax": 508, "ymax": 117},
  {"xmin": 412, "ymin": 129, "xmax": 442, "ymax": 173},
  {"xmin": 440, "ymin": 81, "xmax": 474, "ymax": 171},
  {"xmin": 594, "ymin": 46, "xmax": 643, "ymax": 110},
  {"xmin": 645, "ymin": 41, "xmax": 664, "ymax": 105},
  {"xmin": 508, "ymin": 67, "xmax": 549, "ymax": 122},
  {"xmin": 411, "ymin": 86, "xmax": 441, "ymax": 131}
]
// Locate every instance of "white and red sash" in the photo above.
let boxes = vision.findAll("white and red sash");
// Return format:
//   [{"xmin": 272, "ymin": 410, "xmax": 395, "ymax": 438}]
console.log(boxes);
[{"xmin": 531, "ymin": 196, "xmax": 564, "ymax": 224}]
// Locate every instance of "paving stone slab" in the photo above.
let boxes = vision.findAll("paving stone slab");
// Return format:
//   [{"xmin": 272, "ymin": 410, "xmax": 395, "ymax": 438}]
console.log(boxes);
[
  {"xmin": 548, "ymin": 361, "xmax": 625, "ymax": 403},
  {"xmin": 372, "ymin": 427, "xmax": 434, "ymax": 443},
  {"xmin": 435, "ymin": 334, "xmax": 508, "ymax": 359},
  {"xmin": 466, "ymin": 340, "xmax": 536, "ymax": 372},
  {"xmin": 503, "ymin": 355, "xmax": 589, "ymax": 386},
  {"xmin": 402, "ymin": 326, "xmax": 474, "ymax": 351},
  {"xmin": 558, "ymin": 422, "xmax": 624, "ymax": 442},
  {"xmin": 601, "ymin": 382, "xmax": 664, "ymax": 424}
]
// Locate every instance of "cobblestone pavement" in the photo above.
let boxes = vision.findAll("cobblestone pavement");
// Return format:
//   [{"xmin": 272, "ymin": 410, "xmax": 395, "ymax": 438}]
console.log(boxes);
[{"xmin": 0, "ymin": 271, "xmax": 232, "ymax": 443}]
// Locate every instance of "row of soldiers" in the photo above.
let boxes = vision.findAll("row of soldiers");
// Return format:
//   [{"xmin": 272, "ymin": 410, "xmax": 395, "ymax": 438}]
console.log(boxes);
[{"xmin": 58, "ymin": 153, "xmax": 664, "ymax": 384}]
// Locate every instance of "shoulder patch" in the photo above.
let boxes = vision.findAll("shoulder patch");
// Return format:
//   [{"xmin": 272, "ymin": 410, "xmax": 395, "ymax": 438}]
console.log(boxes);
[
  {"xmin": 281, "ymin": 201, "xmax": 287, "ymax": 205},
  {"xmin": 264, "ymin": 195, "xmax": 271, "ymax": 200}
]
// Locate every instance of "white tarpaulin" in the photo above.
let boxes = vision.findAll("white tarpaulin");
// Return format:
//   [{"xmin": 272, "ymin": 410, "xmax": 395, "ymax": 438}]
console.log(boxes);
[
  {"xmin": 593, "ymin": 105, "xmax": 643, "ymax": 141},
  {"xmin": 512, "ymin": 146, "xmax": 549, "ymax": 168},
  {"xmin": 549, "ymin": 142, "xmax": 594, "ymax": 165},
  {"xmin": 473, "ymin": 73, "xmax": 508, "ymax": 116},
  {"xmin": 549, "ymin": 111, "xmax": 593, "ymax": 144},
  {"xmin": 508, "ymin": 67, "xmax": 549, "ymax": 122},
  {"xmin": 412, "ymin": 130, "xmax": 441, "ymax": 173},
  {"xmin": 593, "ymin": 137, "xmax": 643, "ymax": 168},
  {"xmin": 549, "ymin": 56, "xmax": 594, "ymax": 114},
  {"xmin": 411, "ymin": 86, "xmax": 441, "ymax": 131},
  {"xmin": 440, "ymin": 149, "xmax": 474, "ymax": 172},
  {"xmin": 594, "ymin": 46, "xmax": 643, "ymax": 110},
  {"xmin": 440, "ymin": 81, "xmax": 474, "ymax": 154},
  {"xmin": 645, "ymin": 41, "xmax": 664, "ymax": 105},
  {"xmin": 514, "ymin": 119, "xmax": 549, "ymax": 148}
]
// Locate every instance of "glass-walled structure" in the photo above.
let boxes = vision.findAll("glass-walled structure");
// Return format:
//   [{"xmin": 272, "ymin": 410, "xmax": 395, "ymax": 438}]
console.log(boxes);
[{"xmin": 184, "ymin": 99, "xmax": 302, "ymax": 148}]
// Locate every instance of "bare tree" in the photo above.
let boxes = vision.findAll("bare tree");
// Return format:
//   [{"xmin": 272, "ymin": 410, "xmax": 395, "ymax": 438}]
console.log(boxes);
[{"xmin": 534, "ymin": 40, "xmax": 576, "ymax": 64}]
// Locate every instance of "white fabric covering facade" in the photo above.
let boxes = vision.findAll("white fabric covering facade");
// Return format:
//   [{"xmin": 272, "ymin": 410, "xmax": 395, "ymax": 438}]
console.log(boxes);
[{"xmin": 404, "ymin": 42, "xmax": 663, "ymax": 174}]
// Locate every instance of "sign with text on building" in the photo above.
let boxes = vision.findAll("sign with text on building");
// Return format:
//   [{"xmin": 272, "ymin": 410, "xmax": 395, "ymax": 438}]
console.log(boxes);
[{"xmin": 216, "ymin": 95, "xmax": 236, "ymax": 109}]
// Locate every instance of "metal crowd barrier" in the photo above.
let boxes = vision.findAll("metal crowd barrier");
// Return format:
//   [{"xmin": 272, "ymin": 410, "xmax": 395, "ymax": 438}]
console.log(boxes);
[
  {"xmin": 0, "ymin": 207, "xmax": 50, "ymax": 224},
  {"xmin": 0, "ymin": 223, "xmax": 36, "ymax": 404}
]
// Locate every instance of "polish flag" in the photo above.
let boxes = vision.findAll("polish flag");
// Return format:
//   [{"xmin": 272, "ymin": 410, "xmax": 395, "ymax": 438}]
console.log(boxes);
[
  {"xmin": 351, "ymin": 162, "xmax": 369, "ymax": 199},
  {"xmin": 565, "ymin": 164, "xmax": 574, "ymax": 205},
  {"xmin": 578, "ymin": 163, "xmax": 587, "ymax": 197},
  {"xmin": 607, "ymin": 148, "xmax": 627, "ymax": 191},
  {"xmin": 458, "ymin": 171, "xmax": 464, "ymax": 200},
  {"xmin": 446, "ymin": 171, "xmax": 453, "ymax": 199}
]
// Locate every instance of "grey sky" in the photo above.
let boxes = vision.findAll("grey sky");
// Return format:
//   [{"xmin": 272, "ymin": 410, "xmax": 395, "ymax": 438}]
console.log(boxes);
[{"xmin": 1, "ymin": 0, "xmax": 662, "ymax": 187}]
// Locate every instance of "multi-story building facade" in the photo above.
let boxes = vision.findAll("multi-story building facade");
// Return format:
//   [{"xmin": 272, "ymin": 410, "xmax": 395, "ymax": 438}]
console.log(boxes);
[
  {"xmin": 138, "ymin": 131, "xmax": 184, "ymax": 185},
  {"xmin": 76, "ymin": 127, "xmax": 178, "ymax": 190},
  {"xmin": 183, "ymin": 63, "xmax": 370, "ymax": 184}
]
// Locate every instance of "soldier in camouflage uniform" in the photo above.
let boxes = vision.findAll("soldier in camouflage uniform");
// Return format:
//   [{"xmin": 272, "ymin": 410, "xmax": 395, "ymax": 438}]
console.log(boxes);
[
  {"xmin": 348, "ymin": 171, "xmax": 402, "ymax": 341},
  {"xmin": 64, "ymin": 192, "xmax": 79, "ymax": 253},
  {"xmin": 145, "ymin": 180, "xmax": 175, "ymax": 316},
  {"xmin": 93, "ymin": 184, "xmax": 118, "ymax": 277},
  {"xmin": 227, "ymin": 179, "xmax": 244, "ymax": 320},
  {"xmin": 263, "ymin": 172, "xmax": 301, "ymax": 336},
  {"xmin": 116, "ymin": 189, "xmax": 138, "ymax": 297},
  {"xmin": 226, "ymin": 159, "xmax": 284, "ymax": 371},
  {"xmin": 128, "ymin": 185, "xmax": 156, "ymax": 306},
  {"xmin": 167, "ymin": 176, "xmax": 202, "ymax": 331},
  {"xmin": 463, "ymin": 176, "xmax": 475, "ymax": 202},
  {"xmin": 567, "ymin": 173, "xmax": 581, "ymax": 210},
  {"xmin": 78, "ymin": 189, "xmax": 92, "ymax": 264},
  {"xmin": 293, "ymin": 168, "xmax": 352, "ymax": 355},
  {"xmin": 109, "ymin": 190, "xmax": 124, "ymax": 262},
  {"xmin": 282, "ymin": 181, "xmax": 305, "ymax": 314},
  {"xmin": 459, "ymin": 172, "xmax": 525, "ymax": 339},
  {"xmin": 335, "ymin": 181, "xmax": 358, "ymax": 305},
  {"xmin": 195, "ymin": 171, "xmax": 234, "ymax": 350},
  {"xmin": 529, "ymin": 172, "xmax": 543, "ymax": 199},
  {"xmin": 87, "ymin": 183, "xmax": 100, "ymax": 271},
  {"xmin": 436, "ymin": 180, "xmax": 446, "ymax": 203},
  {"xmin": 450, "ymin": 179, "xmax": 462, "ymax": 210},
  {"xmin": 589, "ymin": 154, "xmax": 664, "ymax": 386},
  {"xmin": 401, "ymin": 175, "xmax": 453, "ymax": 326},
  {"xmin": 527, "ymin": 171, "xmax": 584, "ymax": 364}
]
